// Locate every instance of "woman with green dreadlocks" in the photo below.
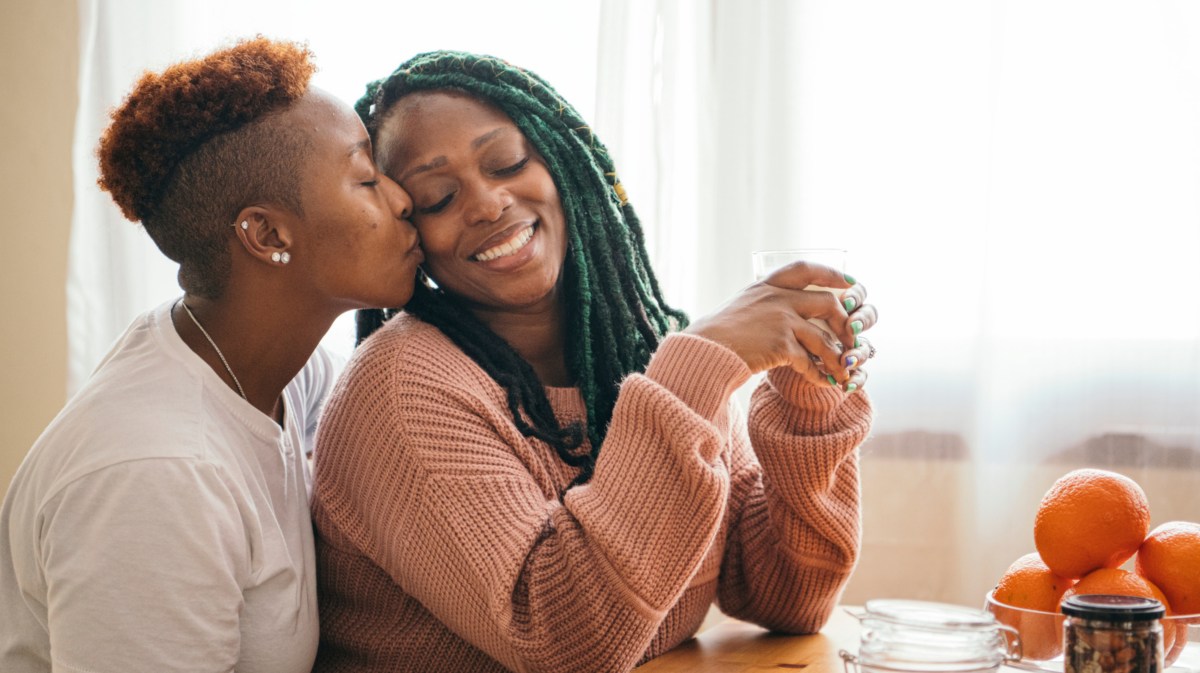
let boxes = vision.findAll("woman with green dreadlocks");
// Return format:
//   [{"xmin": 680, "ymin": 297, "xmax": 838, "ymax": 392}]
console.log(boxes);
[{"xmin": 311, "ymin": 52, "xmax": 877, "ymax": 673}]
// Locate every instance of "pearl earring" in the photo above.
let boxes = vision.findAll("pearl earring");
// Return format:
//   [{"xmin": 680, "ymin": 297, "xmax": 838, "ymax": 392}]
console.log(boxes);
[
  {"xmin": 280, "ymin": 252, "xmax": 291, "ymax": 264},
  {"xmin": 240, "ymin": 221, "xmax": 249, "ymax": 230},
  {"xmin": 271, "ymin": 252, "xmax": 281, "ymax": 263}
]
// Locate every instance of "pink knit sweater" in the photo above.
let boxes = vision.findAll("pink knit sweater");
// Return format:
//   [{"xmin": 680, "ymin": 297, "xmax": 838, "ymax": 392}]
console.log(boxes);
[{"xmin": 311, "ymin": 314, "xmax": 871, "ymax": 673}]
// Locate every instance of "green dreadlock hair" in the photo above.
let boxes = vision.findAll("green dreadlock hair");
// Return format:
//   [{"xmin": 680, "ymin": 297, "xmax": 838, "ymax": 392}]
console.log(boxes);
[{"xmin": 355, "ymin": 51, "xmax": 688, "ymax": 485}]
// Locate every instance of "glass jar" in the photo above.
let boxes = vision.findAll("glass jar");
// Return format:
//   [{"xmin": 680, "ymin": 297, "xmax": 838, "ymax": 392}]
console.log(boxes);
[
  {"xmin": 840, "ymin": 599, "xmax": 1021, "ymax": 673},
  {"xmin": 1061, "ymin": 594, "xmax": 1164, "ymax": 673}
]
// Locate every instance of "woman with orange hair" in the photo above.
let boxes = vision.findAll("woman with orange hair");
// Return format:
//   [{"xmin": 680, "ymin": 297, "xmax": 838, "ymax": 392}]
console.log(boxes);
[{"xmin": 0, "ymin": 37, "xmax": 420, "ymax": 672}]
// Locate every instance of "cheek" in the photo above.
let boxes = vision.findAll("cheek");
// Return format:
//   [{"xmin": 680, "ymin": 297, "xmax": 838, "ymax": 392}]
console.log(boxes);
[
  {"xmin": 309, "ymin": 196, "xmax": 378, "ymax": 247},
  {"xmin": 532, "ymin": 168, "xmax": 561, "ymax": 204},
  {"xmin": 532, "ymin": 173, "xmax": 567, "ymax": 230},
  {"xmin": 413, "ymin": 221, "xmax": 458, "ymax": 264}
]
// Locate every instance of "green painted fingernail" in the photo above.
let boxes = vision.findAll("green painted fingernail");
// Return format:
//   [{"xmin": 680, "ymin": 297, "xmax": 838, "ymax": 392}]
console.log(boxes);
[
  {"xmin": 827, "ymin": 374, "xmax": 837, "ymax": 387},
  {"xmin": 855, "ymin": 337, "xmax": 862, "ymax": 348},
  {"xmin": 851, "ymin": 320, "xmax": 863, "ymax": 334},
  {"xmin": 843, "ymin": 297, "xmax": 857, "ymax": 312},
  {"xmin": 843, "ymin": 273, "xmax": 857, "ymax": 285},
  {"xmin": 846, "ymin": 383, "xmax": 857, "ymax": 393}
]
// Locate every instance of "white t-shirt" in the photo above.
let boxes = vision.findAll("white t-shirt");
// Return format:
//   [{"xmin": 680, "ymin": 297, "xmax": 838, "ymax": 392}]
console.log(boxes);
[{"xmin": 0, "ymin": 300, "xmax": 339, "ymax": 673}]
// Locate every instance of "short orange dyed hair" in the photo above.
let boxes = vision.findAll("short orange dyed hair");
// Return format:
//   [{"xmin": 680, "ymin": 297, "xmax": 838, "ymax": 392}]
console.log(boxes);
[{"xmin": 97, "ymin": 36, "xmax": 317, "ymax": 297}]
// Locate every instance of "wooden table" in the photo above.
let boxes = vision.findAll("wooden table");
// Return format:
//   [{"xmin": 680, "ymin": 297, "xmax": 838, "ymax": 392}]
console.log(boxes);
[{"xmin": 634, "ymin": 608, "xmax": 859, "ymax": 673}]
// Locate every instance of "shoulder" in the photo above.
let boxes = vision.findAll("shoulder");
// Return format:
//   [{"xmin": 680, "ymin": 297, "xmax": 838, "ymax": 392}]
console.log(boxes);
[
  {"xmin": 7, "ymin": 434, "xmax": 244, "ymax": 545},
  {"xmin": 14, "ymin": 401, "xmax": 225, "ymax": 518},
  {"xmin": 47, "ymin": 455, "xmax": 238, "ymax": 513},
  {"xmin": 340, "ymin": 312, "xmax": 495, "ymax": 396},
  {"xmin": 22, "ymin": 361, "xmax": 207, "ymax": 481},
  {"xmin": 315, "ymin": 313, "xmax": 510, "ymax": 458},
  {"xmin": 11, "ymin": 322, "xmax": 257, "ymax": 507},
  {"xmin": 355, "ymin": 312, "xmax": 455, "ymax": 362}
]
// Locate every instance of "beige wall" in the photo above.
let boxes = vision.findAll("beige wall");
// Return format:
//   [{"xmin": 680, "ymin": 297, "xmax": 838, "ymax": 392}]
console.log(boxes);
[{"xmin": 0, "ymin": 0, "xmax": 78, "ymax": 497}]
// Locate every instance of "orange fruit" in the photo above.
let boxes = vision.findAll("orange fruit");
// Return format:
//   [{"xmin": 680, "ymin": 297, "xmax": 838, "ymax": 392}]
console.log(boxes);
[
  {"xmin": 1062, "ymin": 567, "xmax": 1171, "ymax": 606},
  {"xmin": 1033, "ymin": 469, "xmax": 1150, "ymax": 579},
  {"xmin": 991, "ymin": 553, "xmax": 1073, "ymax": 660},
  {"xmin": 994, "ymin": 553, "xmax": 1074, "ymax": 612},
  {"xmin": 1136, "ymin": 521, "xmax": 1200, "ymax": 615},
  {"xmin": 1062, "ymin": 568, "xmax": 1177, "ymax": 654}
]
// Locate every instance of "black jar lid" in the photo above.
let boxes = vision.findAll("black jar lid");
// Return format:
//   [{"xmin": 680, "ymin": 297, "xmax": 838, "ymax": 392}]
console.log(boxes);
[{"xmin": 1061, "ymin": 594, "xmax": 1165, "ymax": 621}]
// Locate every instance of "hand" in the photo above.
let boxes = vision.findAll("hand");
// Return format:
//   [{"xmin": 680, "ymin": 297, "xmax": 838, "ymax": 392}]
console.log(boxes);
[
  {"xmin": 832, "ymin": 279, "xmax": 878, "ymax": 392},
  {"xmin": 684, "ymin": 260, "xmax": 878, "ymax": 389}
]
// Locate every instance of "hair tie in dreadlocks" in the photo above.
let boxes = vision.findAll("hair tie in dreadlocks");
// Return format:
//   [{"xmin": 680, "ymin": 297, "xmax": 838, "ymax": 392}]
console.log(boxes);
[{"xmin": 355, "ymin": 51, "xmax": 688, "ymax": 487}]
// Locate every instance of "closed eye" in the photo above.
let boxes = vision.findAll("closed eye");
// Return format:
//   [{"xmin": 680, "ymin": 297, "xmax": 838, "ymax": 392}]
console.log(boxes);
[
  {"xmin": 361, "ymin": 179, "xmax": 379, "ymax": 187},
  {"xmin": 494, "ymin": 157, "xmax": 529, "ymax": 177},
  {"xmin": 418, "ymin": 192, "xmax": 455, "ymax": 215}
]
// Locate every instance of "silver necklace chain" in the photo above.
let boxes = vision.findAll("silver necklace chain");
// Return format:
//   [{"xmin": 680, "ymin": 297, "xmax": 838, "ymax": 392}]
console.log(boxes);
[{"xmin": 179, "ymin": 300, "xmax": 248, "ymax": 400}]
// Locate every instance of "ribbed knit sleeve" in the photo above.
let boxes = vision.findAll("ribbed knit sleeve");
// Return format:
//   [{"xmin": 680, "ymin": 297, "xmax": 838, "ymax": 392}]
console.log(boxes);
[
  {"xmin": 312, "ymin": 321, "xmax": 752, "ymax": 673},
  {"xmin": 715, "ymin": 367, "xmax": 871, "ymax": 633}
]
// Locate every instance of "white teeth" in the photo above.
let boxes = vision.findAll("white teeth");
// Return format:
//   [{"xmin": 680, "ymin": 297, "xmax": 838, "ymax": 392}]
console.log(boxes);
[{"xmin": 474, "ymin": 226, "xmax": 534, "ymax": 262}]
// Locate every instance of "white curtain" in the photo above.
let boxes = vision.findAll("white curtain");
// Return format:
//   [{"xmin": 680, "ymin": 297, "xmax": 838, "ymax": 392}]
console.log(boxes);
[
  {"xmin": 596, "ymin": 0, "xmax": 1200, "ymax": 607},
  {"xmin": 593, "ymin": 0, "xmax": 712, "ymax": 314},
  {"xmin": 67, "ymin": 0, "xmax": 601, "ymax": 393}
]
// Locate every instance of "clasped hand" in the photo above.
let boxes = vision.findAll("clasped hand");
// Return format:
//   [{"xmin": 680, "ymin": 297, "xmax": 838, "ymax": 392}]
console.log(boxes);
[{"xmin": 685, "ymin": 261, "xmax": 877, "ymax": 392}]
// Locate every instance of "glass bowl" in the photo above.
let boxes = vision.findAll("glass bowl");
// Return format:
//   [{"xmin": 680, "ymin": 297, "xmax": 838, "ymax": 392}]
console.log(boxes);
[{"xmin": 984, "ymin": 591, "xmax": 1200, "ymax": 672}]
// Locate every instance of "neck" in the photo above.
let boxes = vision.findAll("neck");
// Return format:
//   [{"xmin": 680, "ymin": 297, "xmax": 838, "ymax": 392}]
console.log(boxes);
[
  {"xmin": 471, "ymin": 300, "xmax": 571, "ymax": 387},
  {"xmin": 173, "ymin": 289, "xmax": 340, "ymax": 420}
]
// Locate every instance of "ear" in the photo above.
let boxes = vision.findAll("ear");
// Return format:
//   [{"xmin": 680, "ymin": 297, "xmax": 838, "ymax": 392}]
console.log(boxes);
[{"xmin": 230, "ymin": 206, "xmax": 294, "ymax": 267}]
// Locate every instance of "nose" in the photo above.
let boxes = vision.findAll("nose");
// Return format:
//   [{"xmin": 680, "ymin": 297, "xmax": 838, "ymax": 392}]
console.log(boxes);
[
  {"xmin": 381, "ymin": 175, "xmax": 413, "ymax": 222},
  {"xmin": 464, "ymin": 178, "xmax": 513, "ymax": 226}
]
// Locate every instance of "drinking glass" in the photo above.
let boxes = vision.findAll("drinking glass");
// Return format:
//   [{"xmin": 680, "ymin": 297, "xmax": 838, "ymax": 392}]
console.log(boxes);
[{"xmin": 752, "ymin": 248, "xmax": 847, "ymax": 336}]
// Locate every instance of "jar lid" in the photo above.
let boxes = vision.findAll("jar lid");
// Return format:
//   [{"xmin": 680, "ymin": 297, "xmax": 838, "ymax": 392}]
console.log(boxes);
[
  {"xmin": 863, "ymin": 599, "xmax": 999, "ymax": 632},
  {"xmin": 1061, "ymin": 594, "xmax": 1165, "ymax": 621}
]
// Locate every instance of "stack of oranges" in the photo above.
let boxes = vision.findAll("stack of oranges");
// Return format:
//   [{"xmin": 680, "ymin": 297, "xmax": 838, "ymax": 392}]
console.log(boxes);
[{"xmin": 991, "ymin": 468, "xmax": 1200, "ymax": 662}]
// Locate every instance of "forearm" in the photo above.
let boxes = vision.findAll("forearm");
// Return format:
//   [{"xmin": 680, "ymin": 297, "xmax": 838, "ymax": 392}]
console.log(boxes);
[{"xmin": 718, "ymin": 369, "xmax": 871, "ymax": 632}]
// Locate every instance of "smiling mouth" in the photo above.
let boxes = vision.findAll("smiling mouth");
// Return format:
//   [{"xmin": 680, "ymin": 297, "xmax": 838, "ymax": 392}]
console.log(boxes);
[{"xmin": 471, "ymin": 223, "xmax": 536, "ymax": 262}]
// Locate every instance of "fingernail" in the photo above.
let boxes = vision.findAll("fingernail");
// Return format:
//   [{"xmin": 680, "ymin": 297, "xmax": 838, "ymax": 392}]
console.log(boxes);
[
  {"xmin": 846, "ymin": 383, "xmax": 858, "ymax": 393},
  {"xmin": 843, "ymin": 297, "xmax": 857, "ymax": 312},
  {"xmin": 826, "ymin": 374, "xmax": 837, "ymax": 387},
  {"xmin": 851, "ymin": 320, "xmax": 863, "ymax": 334},
  {"xmin": 845, "ymin": 355, "xmax": 857, "ymax": 367},
  {"xmin": 843, "ymin": 273, "xmax": 856, "ymax": 285},
  {"xmin": 855, "ymin": 337, "xmax": 862, "ymax": 348}
]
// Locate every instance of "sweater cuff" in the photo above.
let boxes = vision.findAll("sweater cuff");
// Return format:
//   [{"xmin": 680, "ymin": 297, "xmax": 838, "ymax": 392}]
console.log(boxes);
[
  {"xmin": 644, "ymin": 333, "xmax": 752, "ymax": 421},
  {"xmin": 764, "ymin": 367, "xmax": 868, "ymax": 434}
]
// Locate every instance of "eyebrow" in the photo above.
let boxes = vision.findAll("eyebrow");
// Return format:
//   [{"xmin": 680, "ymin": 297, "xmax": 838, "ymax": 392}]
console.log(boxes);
[
  {"xmin": 347, "ymin": 138, "xmax": 371, "ymax": 159},
  {"xmin": 397, "ymin": 127, "xmax": 509, "ymax": 183},
  {"xmin": 471, "ymin": 127, "xmax": 506, "ymax": 150},
  {"xmin": 398, "ymin": 156, "xmax": 446, "ymax": 183}
]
